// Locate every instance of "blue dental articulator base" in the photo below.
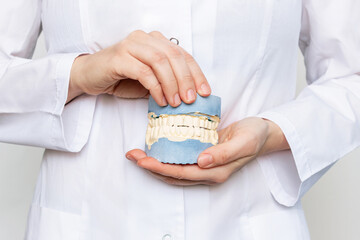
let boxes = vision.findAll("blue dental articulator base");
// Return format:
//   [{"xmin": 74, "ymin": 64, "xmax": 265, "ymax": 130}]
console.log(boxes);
[{"xmin": 145, "ymin": 94, "xmax": 221, "ymax": 165}]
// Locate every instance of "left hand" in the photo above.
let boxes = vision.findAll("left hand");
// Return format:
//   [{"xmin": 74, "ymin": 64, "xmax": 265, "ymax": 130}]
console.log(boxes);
[{"xmin": 126, "ymin": 117, "xmax": 289, "ymax": 186}]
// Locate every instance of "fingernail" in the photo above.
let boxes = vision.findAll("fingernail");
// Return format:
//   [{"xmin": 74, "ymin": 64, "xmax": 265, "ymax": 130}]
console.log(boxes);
[
  {"xmin": 198, "ymin": 153, "xmax": 213, "ymax": 167},
  {"xmin": 162, "ymin": 96, "xmax": 168, "ymax": 106},
  {"xmin": 187, "ymin": 89, "xmax": 196, "ymax": 102},
  {"xmin": 174, "ymin": 93, "xmax": 181, "ymax": 106},
  {"xmin": 126, "ymin": 154, "xmax": 135, "ymax": 161},
  {"xmin": 200, "ymin": 83, "xmax": 211, "ymax": 95}
]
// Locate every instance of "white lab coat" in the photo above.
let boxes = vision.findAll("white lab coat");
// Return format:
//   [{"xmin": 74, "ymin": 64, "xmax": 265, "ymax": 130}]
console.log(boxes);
[{"xmin": 0, "ymin": 0, "xmax": 359, "ymax": 239}]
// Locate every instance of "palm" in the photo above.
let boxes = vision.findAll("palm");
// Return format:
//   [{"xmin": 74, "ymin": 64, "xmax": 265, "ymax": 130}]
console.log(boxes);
[
  {"xmin": 126, "ymin": 117, "xmax": 271, "ymax": 186},
  {"xmin": 107, "ymin": 79, "xmax": 149, "ymax": 99},
  {"xmin": 217, "ymin": 117, "xmax": 268, "ymax": 158}
]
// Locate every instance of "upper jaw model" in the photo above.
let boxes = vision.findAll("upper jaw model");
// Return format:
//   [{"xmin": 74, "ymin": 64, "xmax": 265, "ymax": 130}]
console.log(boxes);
[{"xmin": 145, "ymin": 94, "xmax": 221, "ymax": 164}]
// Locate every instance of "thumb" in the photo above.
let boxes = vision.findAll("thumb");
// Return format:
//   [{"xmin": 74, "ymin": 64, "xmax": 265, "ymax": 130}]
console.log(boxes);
[{"xmin": 197, "ymin": 136, "xmax": 252, "ymax": 168}]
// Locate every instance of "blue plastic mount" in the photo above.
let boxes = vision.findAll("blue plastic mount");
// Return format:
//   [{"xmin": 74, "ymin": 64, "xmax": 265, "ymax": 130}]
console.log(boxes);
[{"xmin": 146, "ymin": 94, "xmax": 221, "ymax": 164}]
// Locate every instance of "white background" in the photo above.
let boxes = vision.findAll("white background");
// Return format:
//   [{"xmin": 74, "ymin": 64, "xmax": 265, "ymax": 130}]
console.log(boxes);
[{"xmin": 0, "ymin": 34, "xmax": 359, "ymax": 240}]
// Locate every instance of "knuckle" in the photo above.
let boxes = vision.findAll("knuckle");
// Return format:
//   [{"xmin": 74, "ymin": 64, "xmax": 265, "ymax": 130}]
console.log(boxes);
[
  {"xmin": 214, "ymin": 173, "xmax": 229, "ymax": 184},
  {"xmin": 139, "ymin": 65, "xmax": 154, "ymax": 78},
  {"xmin": 218, "ymin": 149, "xmax": 229, "ymax": 165},
  {"xmin": 129, "ymin": 29, "xmax": 145, "ymax": 38},
  {"xmin": 148, "ymin": 82, "xmax": 162, "ymax": 92},
  {"xmin": 167, "ymin": 45, "xmax": 183, "ymax": 59},
  {"xmin": 149, "ymin": 30, "xmax": 163, "ymax": 37},
  {"xmin": 151, "ymin": 51, "xmax": 167, "ymax": 65},
  {"xmin": 173, "ymin": 168, "xmax": 185, "ymax": 180},
  {"xmin": 163, "ymin": 76, "xmax": 177, "ymax": 85},
  {"xmin": 183, "ymin": 51, "xmax": 196, "ymax": 63},
  {"xmin": 182, "ymin": 74, "xmax": 193, "ymax": 83},
  {"xmin": 116, "ymin": 40, "xmax": 129, "ymax": 52},
  {"xmin": 213, "ymin": 176, "xmax": 225, "ymax": 184}
]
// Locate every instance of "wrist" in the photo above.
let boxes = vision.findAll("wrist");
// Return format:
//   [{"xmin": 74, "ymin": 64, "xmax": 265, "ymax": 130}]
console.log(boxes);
[
  {"xmin": 260, "ymin": 118, "xmax": 289, "ymax": 155},
  {"xmin": 66, "ymin": 76, "xmax": 84, "ymax": 104},
  {"xmin": 66, "ymin": 55, "xmax": 88, "ymax": 104}
]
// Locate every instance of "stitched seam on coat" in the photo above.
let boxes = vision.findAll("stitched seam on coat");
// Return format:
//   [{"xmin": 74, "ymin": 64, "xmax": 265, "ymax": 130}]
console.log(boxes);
[{"xmin": 251, "ymin": 0, "xmax": 275, "ymax": 88}]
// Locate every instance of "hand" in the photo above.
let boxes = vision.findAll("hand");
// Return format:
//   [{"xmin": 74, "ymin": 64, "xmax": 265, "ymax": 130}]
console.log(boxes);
[
  {"xmin": 66, "ymin": 30, "xmax": 211, "ymax": 105},
  {"xmin": 126, "ymin": 117, "xmax": 289, "ymax": 186}
]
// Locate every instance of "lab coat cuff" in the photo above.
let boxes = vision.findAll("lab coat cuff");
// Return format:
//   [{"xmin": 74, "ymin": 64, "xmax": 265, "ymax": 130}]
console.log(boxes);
[
  {"xmin": 256, "ymin": 111, "xmax": 312, "ymax": 206},
  {"xmin": 258, "ymin": 111, "xmax": 312, "ymax": 180},
  {"xmin": 52, "ymin": 53, "xmax": 96, "ymax": 152},
  {"xmin": 53, "ymin": 53, "xmax": 85, "ymax": 115}
]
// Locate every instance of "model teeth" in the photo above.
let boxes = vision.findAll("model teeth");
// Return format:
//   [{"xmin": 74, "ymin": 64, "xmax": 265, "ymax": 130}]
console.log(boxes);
[{"xmin": 146, "ymin": 112, "xmax": 220, "ymax": 150}]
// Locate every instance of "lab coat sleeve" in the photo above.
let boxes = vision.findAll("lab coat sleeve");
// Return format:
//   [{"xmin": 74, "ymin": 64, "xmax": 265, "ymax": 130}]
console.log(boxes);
[
  {"xmin": 257, "ymin": 0, "xmax": 360, "ymax": 206},
  {"xmin": 0, "ymin": 0, "xmax": 96, "ymax": 152}
]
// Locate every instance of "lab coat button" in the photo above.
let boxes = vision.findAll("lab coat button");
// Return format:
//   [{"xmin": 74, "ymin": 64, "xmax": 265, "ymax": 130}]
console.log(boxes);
[{"xmin": 162, "ymin": 234, "xmax": 172, "ymax": 240}]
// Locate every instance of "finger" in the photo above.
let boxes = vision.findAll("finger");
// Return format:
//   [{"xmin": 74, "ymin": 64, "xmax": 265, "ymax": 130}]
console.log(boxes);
[
  {"xmin": 126, "ymin": 42, "xmax": 179, "ymax": 106},
  {"xmin": 136, "ymin": 157, "xmax": 229, "ymax": 183},
  {"xmin": 150, "ymin": 31, "xmax": 211, "ymax": 97},
  {"xmin": 126, "ymin": 32, "xmax": 180, "ymax": 106},
  {"xmin": 149, "ymin": 31, "xmax": 197, "ymax": 104},
  {"xmin": 115, "ymin": 55, "xmax": 167, "ymax": 106},
  {"xmin": 138, "ymin": 156, "xmax": 249, "ymax": 184},
  {"xmin": 197, "ymin": 136, "xmax": 255, "ymax": 168},
  {"xmin": 180, "ymin": 48, "xmax": 211, "ymax": 97},
  {"xmin": 146, "ymin": 171, "xmax": 215, "ymax": 186},
  {"xmin": 148, "ymin": 31, "xmax": 211, "ymax": 97},
  {"xmin": 127, "ymin": 150, "xmax": 215, "ymax": 184},
  {"xmin": 126, "ymin": 149, "xmax": 147, "ymax": 161},
  {"xmin": 128, "ymin": 146, "xmax": 248, "ymax": 184}
]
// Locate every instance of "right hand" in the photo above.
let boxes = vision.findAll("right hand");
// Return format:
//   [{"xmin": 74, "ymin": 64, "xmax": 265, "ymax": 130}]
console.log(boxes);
[{"xmin": 67, "ymin": 30, "xmax": 211, "ymax": 106}]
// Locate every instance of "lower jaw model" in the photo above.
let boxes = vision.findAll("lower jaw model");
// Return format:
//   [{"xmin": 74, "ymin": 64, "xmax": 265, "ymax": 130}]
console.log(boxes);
[{"xmin": 145, "ymin": 95, "xmax": 221, "ymax": 164}]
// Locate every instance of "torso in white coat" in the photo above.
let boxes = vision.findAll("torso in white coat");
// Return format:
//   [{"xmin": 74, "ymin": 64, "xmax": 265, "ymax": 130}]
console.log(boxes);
[{"xmin": 26, "ymin": 0, "xmax": 308, "ymax": 239}]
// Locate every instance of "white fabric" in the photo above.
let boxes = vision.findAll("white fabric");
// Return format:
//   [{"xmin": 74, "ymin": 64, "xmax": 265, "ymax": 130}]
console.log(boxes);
[
  {"xmin": 0, "ymin": 0, "xmax": 359, "ymax": 239},
  {"xmin": 257, "ymin": 0, "xmax": 360, "ymax": 206}
]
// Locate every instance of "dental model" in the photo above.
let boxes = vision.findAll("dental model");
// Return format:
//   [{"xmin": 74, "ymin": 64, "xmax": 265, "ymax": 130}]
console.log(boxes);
[{"xmin": 145, "ymin": 94, "xmax": 221, "ymax": 164}]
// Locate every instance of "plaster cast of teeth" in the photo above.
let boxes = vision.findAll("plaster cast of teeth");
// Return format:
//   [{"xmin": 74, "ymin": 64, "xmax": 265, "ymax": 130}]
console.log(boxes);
[
  {"xmin": 145, "ymin": 94, "xmax": 221, "ymax": 165},
  {"xmin": 146, "ymin": 113, "xmax": 219, "ymax": 149}
]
